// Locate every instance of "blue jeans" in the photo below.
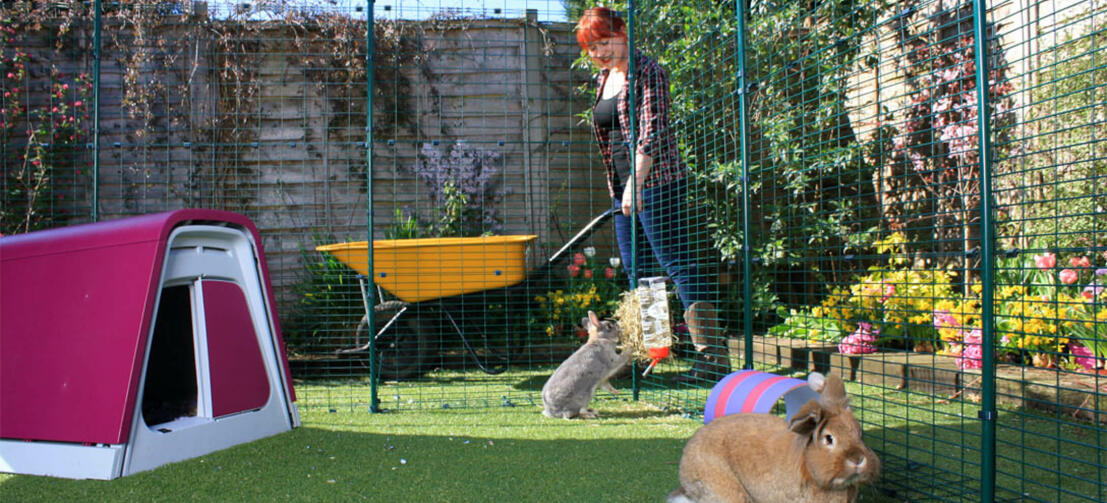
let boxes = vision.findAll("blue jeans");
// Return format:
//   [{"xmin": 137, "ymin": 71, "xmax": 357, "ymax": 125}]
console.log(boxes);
[{"xmin": 613, "ymin": 177, "xmax": 713, "ymax": 309}]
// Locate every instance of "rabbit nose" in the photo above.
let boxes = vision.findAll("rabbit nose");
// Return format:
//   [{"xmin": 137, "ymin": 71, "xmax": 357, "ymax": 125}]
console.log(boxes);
[{"xmin": 849, "ymin": 454, "xmax": 867, "ymax": 470}]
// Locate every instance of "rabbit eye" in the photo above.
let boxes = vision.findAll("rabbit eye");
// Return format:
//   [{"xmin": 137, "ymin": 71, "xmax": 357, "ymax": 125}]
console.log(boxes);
[{"xmin": 823, "ymin": 433, "xmax": 836, "ymax": 446}]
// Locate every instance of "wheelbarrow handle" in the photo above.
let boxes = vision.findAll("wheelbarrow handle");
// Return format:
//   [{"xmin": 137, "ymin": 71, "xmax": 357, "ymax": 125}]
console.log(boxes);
[{"xmin": 545, "ymin": 208, "xmax": 616, "ymax": 268}]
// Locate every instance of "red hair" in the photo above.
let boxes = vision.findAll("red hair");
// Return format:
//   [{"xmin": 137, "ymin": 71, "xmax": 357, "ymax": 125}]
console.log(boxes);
[{"xmin": 575, "ymin": 7, "xmax": 626, "ymax": 51}]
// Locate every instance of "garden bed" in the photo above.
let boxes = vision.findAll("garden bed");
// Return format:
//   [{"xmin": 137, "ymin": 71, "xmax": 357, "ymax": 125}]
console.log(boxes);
[{"xmin": 735, "ymin": 336, "xmax": 1107, "ymax": 424}]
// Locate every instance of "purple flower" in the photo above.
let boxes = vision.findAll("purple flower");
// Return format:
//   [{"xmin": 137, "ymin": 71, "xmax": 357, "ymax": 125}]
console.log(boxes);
[
  {"xmin": 1084, "ymin": 277, "xmax": 1105, "ymax": 301},
  {"xmin": 411, "ymin": 142, "xmax": 505, "ymax": 234}
]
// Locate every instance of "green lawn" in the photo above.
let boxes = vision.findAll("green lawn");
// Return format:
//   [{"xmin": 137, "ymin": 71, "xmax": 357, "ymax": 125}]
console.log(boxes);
[
  {"xmin": 4, "ymin": 368, "xmax": 1099, "ymax": 502},
  {"xmin": 0, "ymin": 396, "xmax": 704, "ymax": 502}
]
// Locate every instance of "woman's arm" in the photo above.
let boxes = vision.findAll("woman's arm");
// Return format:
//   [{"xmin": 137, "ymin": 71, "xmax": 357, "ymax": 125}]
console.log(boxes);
[
  {"xmin": 634, "ymin": 58, "xmax": 672, "ymax": 161},
  {"xmin": 622, "ymin": 56, "xmax": 671, "ymax": 215},
  {"xmin": 621, "ymin": 151, "xmax": 652, "ymax": 216}
]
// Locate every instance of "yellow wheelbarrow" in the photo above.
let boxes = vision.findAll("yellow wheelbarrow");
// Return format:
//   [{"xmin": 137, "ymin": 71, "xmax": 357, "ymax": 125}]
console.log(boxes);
[{"xmin": 316, "ymin": 209, "xmax": 615, "ymax": 379}]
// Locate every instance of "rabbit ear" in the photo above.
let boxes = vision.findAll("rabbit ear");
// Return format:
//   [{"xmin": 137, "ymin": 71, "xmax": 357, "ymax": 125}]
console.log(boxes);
[
  {"xmin": 588, "ymin": 310, "xmax": 600, "ymax": 327},
  {"xmin": 820, "ymin": 374, "xmax": 849, "ymax": 412},
  {"xmin": 788, "ymin": 399, "xmax": 825, "ymax": 437}
]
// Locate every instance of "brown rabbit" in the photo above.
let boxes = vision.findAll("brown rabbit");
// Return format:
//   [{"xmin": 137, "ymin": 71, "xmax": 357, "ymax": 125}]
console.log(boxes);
[{"xmin": 667, "ymin": 373, "xmax": 880, "ymax": 503}]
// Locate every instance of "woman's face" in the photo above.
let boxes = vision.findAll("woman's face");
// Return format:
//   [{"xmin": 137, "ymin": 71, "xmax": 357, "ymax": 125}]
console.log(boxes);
[{"xmin": 586, "ymin": 36, "xmax": 628, "ymax": 71}]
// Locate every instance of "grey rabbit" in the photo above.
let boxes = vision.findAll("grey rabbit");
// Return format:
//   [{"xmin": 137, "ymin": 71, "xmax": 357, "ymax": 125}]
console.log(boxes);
[{"xmin": 542, "ymin": 310, "xmax": 631, "ymax": 419}]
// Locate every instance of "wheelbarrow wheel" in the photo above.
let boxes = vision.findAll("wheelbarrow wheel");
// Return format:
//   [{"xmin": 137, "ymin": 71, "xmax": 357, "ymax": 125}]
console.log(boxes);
[{"xmin": 357, "ymin": 300, "xmax": 425, "ymax": 380}]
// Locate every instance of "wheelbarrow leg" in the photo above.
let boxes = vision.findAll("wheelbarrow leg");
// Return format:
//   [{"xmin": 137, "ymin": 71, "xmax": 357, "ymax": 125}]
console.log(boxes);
[
  {"xmin": 330, "ymin": 276, "xmax": 425, "ymax": 380},
  {"xmin": 338, "ymin": 276, "xmax": 406, "ymax": 354},
  {"xmin": 440, "ymin": 309, "xmax": 508, "ymax": 375}
]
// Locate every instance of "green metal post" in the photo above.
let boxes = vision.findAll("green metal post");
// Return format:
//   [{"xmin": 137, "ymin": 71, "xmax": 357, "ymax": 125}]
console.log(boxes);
[
  {"xmin": 735, "ymin": 0, "xmax": 753, "ymax": 370},
  {"xmin": 971, "ymin": 0, "xmax": 997, "ymax": 500},
  {"xmin": 627, "ymin": 0, "xmax": 640, "ymax": 401},
  {"xmin": 91, "ymin": 0, "xmax": 101, "ymax": 221},
  {"xmin": 366, "ymin": 0, "xmax": 379, "ymax": 413}
]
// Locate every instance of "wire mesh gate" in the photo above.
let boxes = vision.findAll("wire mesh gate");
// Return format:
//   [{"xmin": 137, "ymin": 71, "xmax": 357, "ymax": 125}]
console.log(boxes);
[{"xmin": 1, "ymin": 1, "xmax": 1105, "ymax": 501}]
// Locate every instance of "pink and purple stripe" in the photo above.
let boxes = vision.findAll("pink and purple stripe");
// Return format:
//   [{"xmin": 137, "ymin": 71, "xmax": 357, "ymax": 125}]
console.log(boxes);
[{"xmin": 704, "ymin": 370, "xmax": 809, "ymax": 424}]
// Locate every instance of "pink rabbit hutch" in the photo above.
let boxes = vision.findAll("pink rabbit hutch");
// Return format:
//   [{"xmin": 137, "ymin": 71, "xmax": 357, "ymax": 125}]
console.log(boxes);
[{"xmin": 0, "ymin": 209, "xmax": 300, "ymax": 480}]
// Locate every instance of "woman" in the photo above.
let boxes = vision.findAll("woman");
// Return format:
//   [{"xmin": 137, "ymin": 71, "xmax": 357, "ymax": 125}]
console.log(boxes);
[{"xmin": 576, "ymin": 7, "xmax": 727, "ymax": 382}]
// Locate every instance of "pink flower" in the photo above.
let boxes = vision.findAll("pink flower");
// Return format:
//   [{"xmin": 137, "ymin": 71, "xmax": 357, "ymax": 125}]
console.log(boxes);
[
  {"xmin": 603, "ymin": 267, "xmax": 615, "ymax": 279},
  {"xmin": 957, "ymin": 329, "xmax": 983, "ymax": 370},
  {"xmin": 1034, "ymin": 252, "xmax": 1057, "ymax": 270},
  {"xmin": 1070, "ymin": 256, "xmax": 1091, "ymax": 268},
  {"xmin": 1059, "ymin": 269, "xmax": 1078, "ymax": 285},
  {"xmin": 74, "ymin": 100, "xmax": 82, "ymax": 107},
  {"xmin": 838, "ymin": 323, "xmax": 879, "ymax": 355},
  {"xmin": 882, "ymin": 284, "xmax": 896, "ymax": 302},
  {"xmin": 567, "ymin": 265, "xmax": 580, "ymax": 278},
  {"xmin": 933, "ymin": 309, "xmax": 957, "ymax": 329},
  {"xmin": 1068, "ymin": 342, "xmax": 1096, "ymax": 372},
  {"xmin": 573, "ymin": 252, "xmax": 586, "ymax": 266}
]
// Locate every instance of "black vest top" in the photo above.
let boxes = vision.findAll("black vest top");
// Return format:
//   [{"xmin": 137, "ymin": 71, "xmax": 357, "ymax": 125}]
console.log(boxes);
[{"xmin": 593, "ymin": 94, "xmax": 632, "ymax": 191}]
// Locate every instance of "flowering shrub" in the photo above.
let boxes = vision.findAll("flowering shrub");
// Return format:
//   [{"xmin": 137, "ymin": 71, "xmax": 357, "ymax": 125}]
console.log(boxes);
[
  {"xmin": 838, "ymin": 322, "xmax": 879, "ymax": 355},
  {"xmin": 1, "ymin": 18, "xmax": 93, "ymax": 234},
  {"xmin": 815, "ymin": 233, "xmax": 957, "ymax": 350},
  {"xmin": 406, "ymin": 141, "xmax": 504, "ymax": 237},
  {"xmin": 936, "ymin": 252, "xmax": 1107, "ymax": 370},
  {"xmin": 767, "ymin": 236, "xmax": 1107, "ymax": 372},
  {"xmin": 533, "ymin": 247, "xmax": 626, "ymax": 341},
  {"xmin": 876, "ymin": 8, "xmax": 1015, "ymax": 269}
]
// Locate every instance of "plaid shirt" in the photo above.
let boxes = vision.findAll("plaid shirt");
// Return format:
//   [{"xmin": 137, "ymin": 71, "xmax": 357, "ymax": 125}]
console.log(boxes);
[{"xmin": 592, "ymin": 51, "xmax": 686, "ymax": 198}]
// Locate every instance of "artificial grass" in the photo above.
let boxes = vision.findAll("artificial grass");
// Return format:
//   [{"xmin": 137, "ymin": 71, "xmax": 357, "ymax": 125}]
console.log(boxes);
[
  {"xmin": 0, "ymin": 389, "xmax": 899, "ymax": 502},
  {"xmin": 6, "ymin": 368, "xmax": 1098, "ymax": 502},
  {"xmin": 0, "ymin": 398, "xmax": 697, "ymax": 502}
]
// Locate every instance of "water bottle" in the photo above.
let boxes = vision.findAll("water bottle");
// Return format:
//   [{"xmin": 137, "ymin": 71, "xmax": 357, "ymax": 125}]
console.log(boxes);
[{"xmin": 636, "ymin": 276, "xmax": 672, "ymax": 376}]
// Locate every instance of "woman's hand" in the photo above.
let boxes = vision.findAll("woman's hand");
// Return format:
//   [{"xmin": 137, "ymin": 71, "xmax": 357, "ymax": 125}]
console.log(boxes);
[{"xmin": 621, "ymin": 179, "xmax": 643, "ymax": 216}]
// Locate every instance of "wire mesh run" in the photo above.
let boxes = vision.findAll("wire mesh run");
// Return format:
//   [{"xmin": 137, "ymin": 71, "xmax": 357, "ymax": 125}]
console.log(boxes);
[{"xmin": 2, "ymin": 1, "xmax": 1105, "ymax": 501}]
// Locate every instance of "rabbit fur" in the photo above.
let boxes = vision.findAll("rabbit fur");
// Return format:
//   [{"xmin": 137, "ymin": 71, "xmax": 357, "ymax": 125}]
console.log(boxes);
[
  {"xmin": 542, "ymin": 311, "xmax": 630, "ymax": 419},
  {"xmin": 667, "ymin": 372, "xmax": 880, "ymax": 503}
]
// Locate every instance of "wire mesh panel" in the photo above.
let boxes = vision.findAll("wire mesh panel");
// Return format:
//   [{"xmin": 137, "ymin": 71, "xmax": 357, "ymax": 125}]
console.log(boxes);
[
  {"xmin": 990, "ymin": 1, "xmax": 1107, "ymax": 501},
  {"xmin": 344, "ymin": 1, "xmax": 620, "ymax": 411},
  {"xmin": 1, "ymin": 2, "xmax": 98, "ymax": 232},
  {"xmin": 726, "ymin": 0, "xmax": 1107, "ymax": 501},
  {"xmin": 624, "ymin": 0, "xmax": 742, "ymax": 412}
]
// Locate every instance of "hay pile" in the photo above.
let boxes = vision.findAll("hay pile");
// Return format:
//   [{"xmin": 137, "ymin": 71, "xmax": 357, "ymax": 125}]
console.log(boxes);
[{"xmin": 614, "ymin": 290, "xmax": 678, "ymax": 363}]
